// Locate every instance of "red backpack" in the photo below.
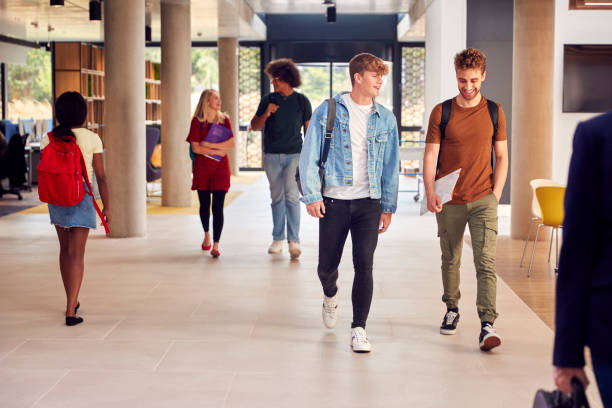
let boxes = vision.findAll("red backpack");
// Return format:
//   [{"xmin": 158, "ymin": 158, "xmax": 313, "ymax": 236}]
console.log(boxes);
[{"xmin": 38, "ymin": 132, "xmax": 110, "ymax": 233}]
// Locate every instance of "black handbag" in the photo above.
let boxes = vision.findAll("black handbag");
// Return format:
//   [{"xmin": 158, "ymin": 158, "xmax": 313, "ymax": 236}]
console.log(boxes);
[
  {"xmin": 296, "ymin": 98, "xmax": 335, "ymax": 197},
  {"xmin": 533, "ymin": 378, "xmax": 590, "ymax": 408}
]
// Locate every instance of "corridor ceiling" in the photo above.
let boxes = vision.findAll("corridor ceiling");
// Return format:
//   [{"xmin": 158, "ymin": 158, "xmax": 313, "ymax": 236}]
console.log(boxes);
[{"xmin": 0, "ymin": 0, "xmax": 421, "ymax": 43}]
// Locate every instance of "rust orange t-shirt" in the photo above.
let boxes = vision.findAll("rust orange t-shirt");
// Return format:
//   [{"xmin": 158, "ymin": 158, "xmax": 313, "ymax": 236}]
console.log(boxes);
[{"xmin": 425, "ymin": 96, "xmax": 507, "ymax": 204}]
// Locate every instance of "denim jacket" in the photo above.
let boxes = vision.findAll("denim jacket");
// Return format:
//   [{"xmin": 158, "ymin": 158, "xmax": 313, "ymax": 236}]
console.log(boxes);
[{"xmin": 298, "ymin": 92, "xmax": 399, "ymax": 213}]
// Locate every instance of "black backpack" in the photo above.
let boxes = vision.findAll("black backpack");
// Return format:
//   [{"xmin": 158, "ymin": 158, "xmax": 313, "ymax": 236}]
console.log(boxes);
[{"xmin": 437, "ymin": 98, "xmax": 499, "ymax": 175}]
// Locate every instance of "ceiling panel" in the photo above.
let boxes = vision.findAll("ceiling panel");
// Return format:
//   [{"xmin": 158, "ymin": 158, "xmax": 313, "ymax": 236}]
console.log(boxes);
[
  {"xmin": 0, "ymin": 0, "xmax": 412, "ymax": 43},
  {"xmin": 246, "ymin": 0, "xmax": 415, "ymax": 14}
]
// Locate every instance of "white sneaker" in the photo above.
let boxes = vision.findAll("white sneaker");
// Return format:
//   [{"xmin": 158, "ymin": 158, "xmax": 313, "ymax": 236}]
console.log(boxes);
[
  {"xmin": 351, "ymin": 327, "xmax": 372, "ymax": 353},
  {"xmin": 322, "ymin": 292, "xmax": 338, "ymax": 329},
  {"xmin": 288, "ymin": 241, "xmax": 301, "ymax": 259},
  {"xmin": 268, "ymin": 240, "xmax": 283, "ymax": 254}
]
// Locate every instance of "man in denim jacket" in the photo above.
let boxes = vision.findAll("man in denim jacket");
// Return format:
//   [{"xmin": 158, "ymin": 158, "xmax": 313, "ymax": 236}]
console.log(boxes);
[{"xmin": 298, "ymin": 53, "xmax": 399, "ymax": 353}]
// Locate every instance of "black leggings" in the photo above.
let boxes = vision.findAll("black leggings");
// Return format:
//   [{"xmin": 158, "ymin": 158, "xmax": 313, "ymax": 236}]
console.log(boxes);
[{"xmin": 197, "ymin": 190, "xmax": 226, "ymax": 243}]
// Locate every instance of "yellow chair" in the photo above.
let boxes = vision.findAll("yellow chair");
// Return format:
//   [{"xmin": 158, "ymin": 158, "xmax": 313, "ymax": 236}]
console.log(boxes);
[
  {"xmin": 519, "ymin": 179, "xmax": 561, "ymax": 267},
  {"xmin": 527, "ymin": 186, "xmax": 565, "ymax": 277}
]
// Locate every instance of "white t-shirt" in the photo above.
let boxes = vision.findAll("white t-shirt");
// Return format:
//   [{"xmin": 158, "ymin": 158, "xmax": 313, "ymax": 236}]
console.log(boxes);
[
  {"xmin": 324, "ymin": 93, "xmax": 372, "ymax": 200},
  {"xmin": 41, "ymin": 127, "xmax": 104, "ymax": 183}
]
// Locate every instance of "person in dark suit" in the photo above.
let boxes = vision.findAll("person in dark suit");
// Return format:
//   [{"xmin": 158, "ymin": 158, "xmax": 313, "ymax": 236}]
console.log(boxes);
[{"xmin": 553, "ymin": 111, "xmax": 612, "ymax": 406}]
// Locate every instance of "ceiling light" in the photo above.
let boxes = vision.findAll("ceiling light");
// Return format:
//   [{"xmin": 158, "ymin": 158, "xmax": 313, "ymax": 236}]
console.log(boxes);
[
  {"xmin": 323, "ymin": 0, "xmax": 334, "ymax": 4},
  {"xmin": 50, "ymin": 0, "xmax": 64, "ymax": 6},
  {"xmin": 326, "ymin": 5, "xmax": 336, "ymax": 23},
  {"xmin": 89, "ymin": 1, "xmax": 101, "ymax": 21}
]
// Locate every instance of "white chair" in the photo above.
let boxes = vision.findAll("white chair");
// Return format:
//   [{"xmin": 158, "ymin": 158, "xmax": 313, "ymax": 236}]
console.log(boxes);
[{"xmin": 519, "ymin": 178, "xmax": 561, "ymax": 267}]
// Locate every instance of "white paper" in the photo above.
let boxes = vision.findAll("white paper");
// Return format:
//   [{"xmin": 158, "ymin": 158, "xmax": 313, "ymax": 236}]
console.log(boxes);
[{"xmin": 420, "ymin": 168, "xmax": 461, "ymax": 215}]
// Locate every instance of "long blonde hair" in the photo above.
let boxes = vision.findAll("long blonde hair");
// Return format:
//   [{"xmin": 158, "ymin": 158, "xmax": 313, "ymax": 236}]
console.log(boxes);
[{"xmin": 193, "ymin": 89, "xmax": 226, "ymax": 124}]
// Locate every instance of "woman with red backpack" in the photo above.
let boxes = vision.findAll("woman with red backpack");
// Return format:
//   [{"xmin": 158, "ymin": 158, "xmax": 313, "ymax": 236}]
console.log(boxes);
[
  {"xmin": 186, "ymin": 89, "xmax": 234, "ymax": 258},
  {"xmin": 39, "ymin": 91, "xmax": 110, "ymax": 326}
]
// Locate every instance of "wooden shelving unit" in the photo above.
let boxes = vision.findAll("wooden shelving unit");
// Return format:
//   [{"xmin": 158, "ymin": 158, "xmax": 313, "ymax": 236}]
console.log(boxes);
[
  {"xmin": 53, "ymin": 43, "xmax": 163, "ymax": 142},
  {"xmin": 145, "ymin": 61, "xmax": 161, "ymax": 125},
  {"xmin": 53, "ymin": 42, "xmax": 106, "ymax": 141}
]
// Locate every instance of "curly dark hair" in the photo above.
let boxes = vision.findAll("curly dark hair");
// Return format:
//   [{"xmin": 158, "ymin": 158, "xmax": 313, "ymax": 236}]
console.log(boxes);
[
  {"xmin": 454, "ymin": 48, "xmax": 487, "ymax": 73},
  {"xmin": 264, "ymin": 58, "xmax": 302, "ymax": 88}
]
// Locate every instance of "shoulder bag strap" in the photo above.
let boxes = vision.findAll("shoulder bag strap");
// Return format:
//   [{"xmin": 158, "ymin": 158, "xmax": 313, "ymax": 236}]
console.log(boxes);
[
  {"xmin": 77, "ymin": 146, "xmax": 110, "ymax": 234},
  {"xmin": 319, "ymin": 98, "xmax": 335, "ymax": 169},
  {"xmin": 436, "ymin": 99, "xmax": 453, "ymax": 176},
  {"xmin": 486, "ymin": 99, "xmax": 499, "ymax": 170}
]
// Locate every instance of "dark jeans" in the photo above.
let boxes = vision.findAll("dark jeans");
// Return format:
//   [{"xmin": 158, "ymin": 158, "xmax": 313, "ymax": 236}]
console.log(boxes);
[
  {"xmin": 317, "ymin": 196, "xmax": 382, "ymax": 329},
  {"xmin": 592, "ymin": 355, "xmax": 612, "ymax": 407},
  {"xmin": 197, "ymin": 189, "xmax": 226, "ymax": 242}
]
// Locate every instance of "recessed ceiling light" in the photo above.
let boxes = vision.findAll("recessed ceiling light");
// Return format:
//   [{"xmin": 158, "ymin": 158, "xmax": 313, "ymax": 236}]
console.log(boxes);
[
  {"xmin": 89, "ymin": 0, "xmax": 102, "ymax": 21},
  {"xmin": 50, "ymin": 0, "xmax": 64, "ymax": 7}
]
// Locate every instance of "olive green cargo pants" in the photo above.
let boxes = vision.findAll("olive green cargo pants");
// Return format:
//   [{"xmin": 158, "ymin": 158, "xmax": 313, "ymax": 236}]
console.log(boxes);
[{"xmin": 435, "ymin": 192, "xmax": 499, "ymax": 323}]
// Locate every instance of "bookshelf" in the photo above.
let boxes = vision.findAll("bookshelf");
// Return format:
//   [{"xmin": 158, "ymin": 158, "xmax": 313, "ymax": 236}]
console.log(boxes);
[
  {"xmin": 145, "ymin": 60, "xmax": 161, "ymax": 125},
  {"xmin": 54, "ymin": 42, "xmax": 105, "ymax": 140},
  {"xmin": 53, "ymin": 42, "xmax": 163, "ymax": 141}
]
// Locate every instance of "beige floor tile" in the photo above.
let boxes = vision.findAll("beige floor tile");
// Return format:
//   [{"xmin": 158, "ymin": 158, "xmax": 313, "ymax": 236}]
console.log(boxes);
[
  {"xmin": 0, "ymin": 176, "xmax": 604, "ymax": 407},
  {"xmin": 34, "ymin": 370, "xmax": 234, "ymax": 408},
  {"xmin": 0, "ymin": 369, "xmax": 68, "ymax": 408},
  {"xmin": 0, "ymin": 339, "xmax": 171, "ymax": 370}
]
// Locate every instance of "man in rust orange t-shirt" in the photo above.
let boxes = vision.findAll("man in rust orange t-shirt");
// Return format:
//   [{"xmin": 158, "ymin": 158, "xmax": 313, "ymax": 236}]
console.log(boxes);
[{"xmin": 423, "ymin": 48, "xmax": 508, "ymax": 352}]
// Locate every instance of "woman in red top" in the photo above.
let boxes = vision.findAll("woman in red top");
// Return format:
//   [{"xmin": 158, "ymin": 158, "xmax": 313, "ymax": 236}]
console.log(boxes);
[{"xmin": 186, "ymin": 89, "xmax": 234, "ymax": 257}]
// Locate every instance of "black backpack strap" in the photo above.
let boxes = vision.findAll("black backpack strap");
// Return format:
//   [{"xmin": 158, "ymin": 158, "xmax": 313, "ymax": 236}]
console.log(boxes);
[
  {"xmin": 486, "ymin": 99, "xmax": 499, "ymax": 170},
  {"xmin": 320, "ymin": 98, "xmax": 335, "ymax": 168},
  {"xmin": 439, "ymin": 99, "xmax": 453, "ymax": 141},
  {"xmin": 297, "ymin": 92, "xmax": 307, "ymax": 135},
  {"xmin": 486, "ymin": 99, "xmax": 498, "ymax": 141},
  {"xmin": 436, "ymin": 99, "xmax": 453, "ymax": 176}
]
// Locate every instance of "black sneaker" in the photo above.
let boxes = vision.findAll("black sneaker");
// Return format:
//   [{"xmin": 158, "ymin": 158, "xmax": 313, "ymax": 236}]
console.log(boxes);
[
  {"xmin": 440, "ymin": 310, "xmax": 460, "ymax": 335},
  {"xmin": 479, "ymin": 322, "xmax": 501, "ymax": 351}
]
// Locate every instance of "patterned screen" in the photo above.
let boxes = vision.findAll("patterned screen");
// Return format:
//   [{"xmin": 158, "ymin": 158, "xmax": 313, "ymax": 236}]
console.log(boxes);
[
  {"xmin": 238, "ymin": 46, "xmax": 262, "ymax": 169},
  {"xmin": 400, "ymin": 47, "xmax": 425, "ymax": 129}
]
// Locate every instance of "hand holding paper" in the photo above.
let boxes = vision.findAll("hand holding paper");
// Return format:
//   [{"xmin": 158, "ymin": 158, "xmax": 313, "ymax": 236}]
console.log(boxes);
[{"xmin": 420, "ymin": 168, "xmax": 461, "ymax": 216}]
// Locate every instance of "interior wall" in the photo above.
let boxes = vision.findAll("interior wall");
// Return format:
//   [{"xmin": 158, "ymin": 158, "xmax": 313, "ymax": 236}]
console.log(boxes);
[
  {"xmin": 423, "ymin": 0, "xmax": 466, "ymax": 132},
  {"xmin": 553, "ymin": 1, "xmax": 612, "ymax": 184},
  {"xmin": 466, "ymin": 0, "xmax": 513, "ymax": 204}
]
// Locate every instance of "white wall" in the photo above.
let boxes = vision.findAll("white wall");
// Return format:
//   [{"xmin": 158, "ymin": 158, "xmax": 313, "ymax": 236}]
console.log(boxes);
[
  {"xmin": 424, "ymin": 0, "xmax": 466, "ymax": 130},
  {"xmin": 553, "ymin": 2, "xmax": 612, "ymax": 183}
]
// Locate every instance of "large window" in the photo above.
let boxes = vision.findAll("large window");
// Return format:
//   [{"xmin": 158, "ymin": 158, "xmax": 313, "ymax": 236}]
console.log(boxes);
[
  {"xmin": 6, "ymin": 48, "xmax": 52, "ymax": 124},
  {"xmin": 296, "ymin": 61, "xmax": 394, "ymax": 111},
  {"xmin": 145, "ymin": 46, "xmax": 220, "ymax": 115}
]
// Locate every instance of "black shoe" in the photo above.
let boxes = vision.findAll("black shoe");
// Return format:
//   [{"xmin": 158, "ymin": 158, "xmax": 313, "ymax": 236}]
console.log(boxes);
[
  {"xmin": 65, "ymin": 316, "xmax": 84, "ymax": 326},
  {"xmin": 479, "ymin": 322, "xmax": 501, "ymax": 351},
  {"xmin": 440, "ymin": 310, "xmax": 460, "ymax": 335}
]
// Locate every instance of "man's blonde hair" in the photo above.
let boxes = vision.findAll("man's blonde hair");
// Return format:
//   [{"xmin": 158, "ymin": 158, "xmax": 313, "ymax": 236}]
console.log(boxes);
[{"xmin": 348, "ymin": 53, "xmax": 389, "ymax": 86}]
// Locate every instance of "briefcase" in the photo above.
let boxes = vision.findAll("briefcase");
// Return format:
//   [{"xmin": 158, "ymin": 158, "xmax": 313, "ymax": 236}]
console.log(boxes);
[{"xmin": 533, "ymin": 378, "xmax": 590, "ymax": 408}]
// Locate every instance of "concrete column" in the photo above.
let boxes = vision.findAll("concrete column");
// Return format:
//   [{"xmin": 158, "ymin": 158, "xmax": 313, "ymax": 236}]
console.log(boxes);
[
  {"xmin": 218, "ymin": 37, "xmax": 239, "ymax": 175},
  {"xmin": 510, "ymin": 0, "xmax": 554, "ymax": 239},
  {"xmin": 424, "ymin": 0, "xmax": 466, "ymax": 130},
  {"xmin": 104, "ymin": 0, "xmax": 146, "ymax": 237},
  {"xmin": 161, "ymin": 0, "xmax": 192, "ymax": 206}
]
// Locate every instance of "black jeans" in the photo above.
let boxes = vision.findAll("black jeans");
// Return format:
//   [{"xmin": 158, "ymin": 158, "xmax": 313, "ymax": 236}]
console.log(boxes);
[
  {"xmin": 197, "ymin": 190, "xmax": 226, "ymax": 242},
  {"xmin": 317, "ymin": 196, "xmax": 382, "ymax": 329}
]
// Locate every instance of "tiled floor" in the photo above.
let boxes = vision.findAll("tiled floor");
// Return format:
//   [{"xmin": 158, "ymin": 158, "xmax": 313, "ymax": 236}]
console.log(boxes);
[{"xmin": 0, "ymin": 175, "xmax": 603, "ymax": 407}]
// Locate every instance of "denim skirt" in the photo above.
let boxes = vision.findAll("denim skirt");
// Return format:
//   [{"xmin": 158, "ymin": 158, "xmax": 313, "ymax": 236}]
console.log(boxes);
[{"xmin": 48, "ymin": 182, "xmax": 96, "ymax": 229}]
